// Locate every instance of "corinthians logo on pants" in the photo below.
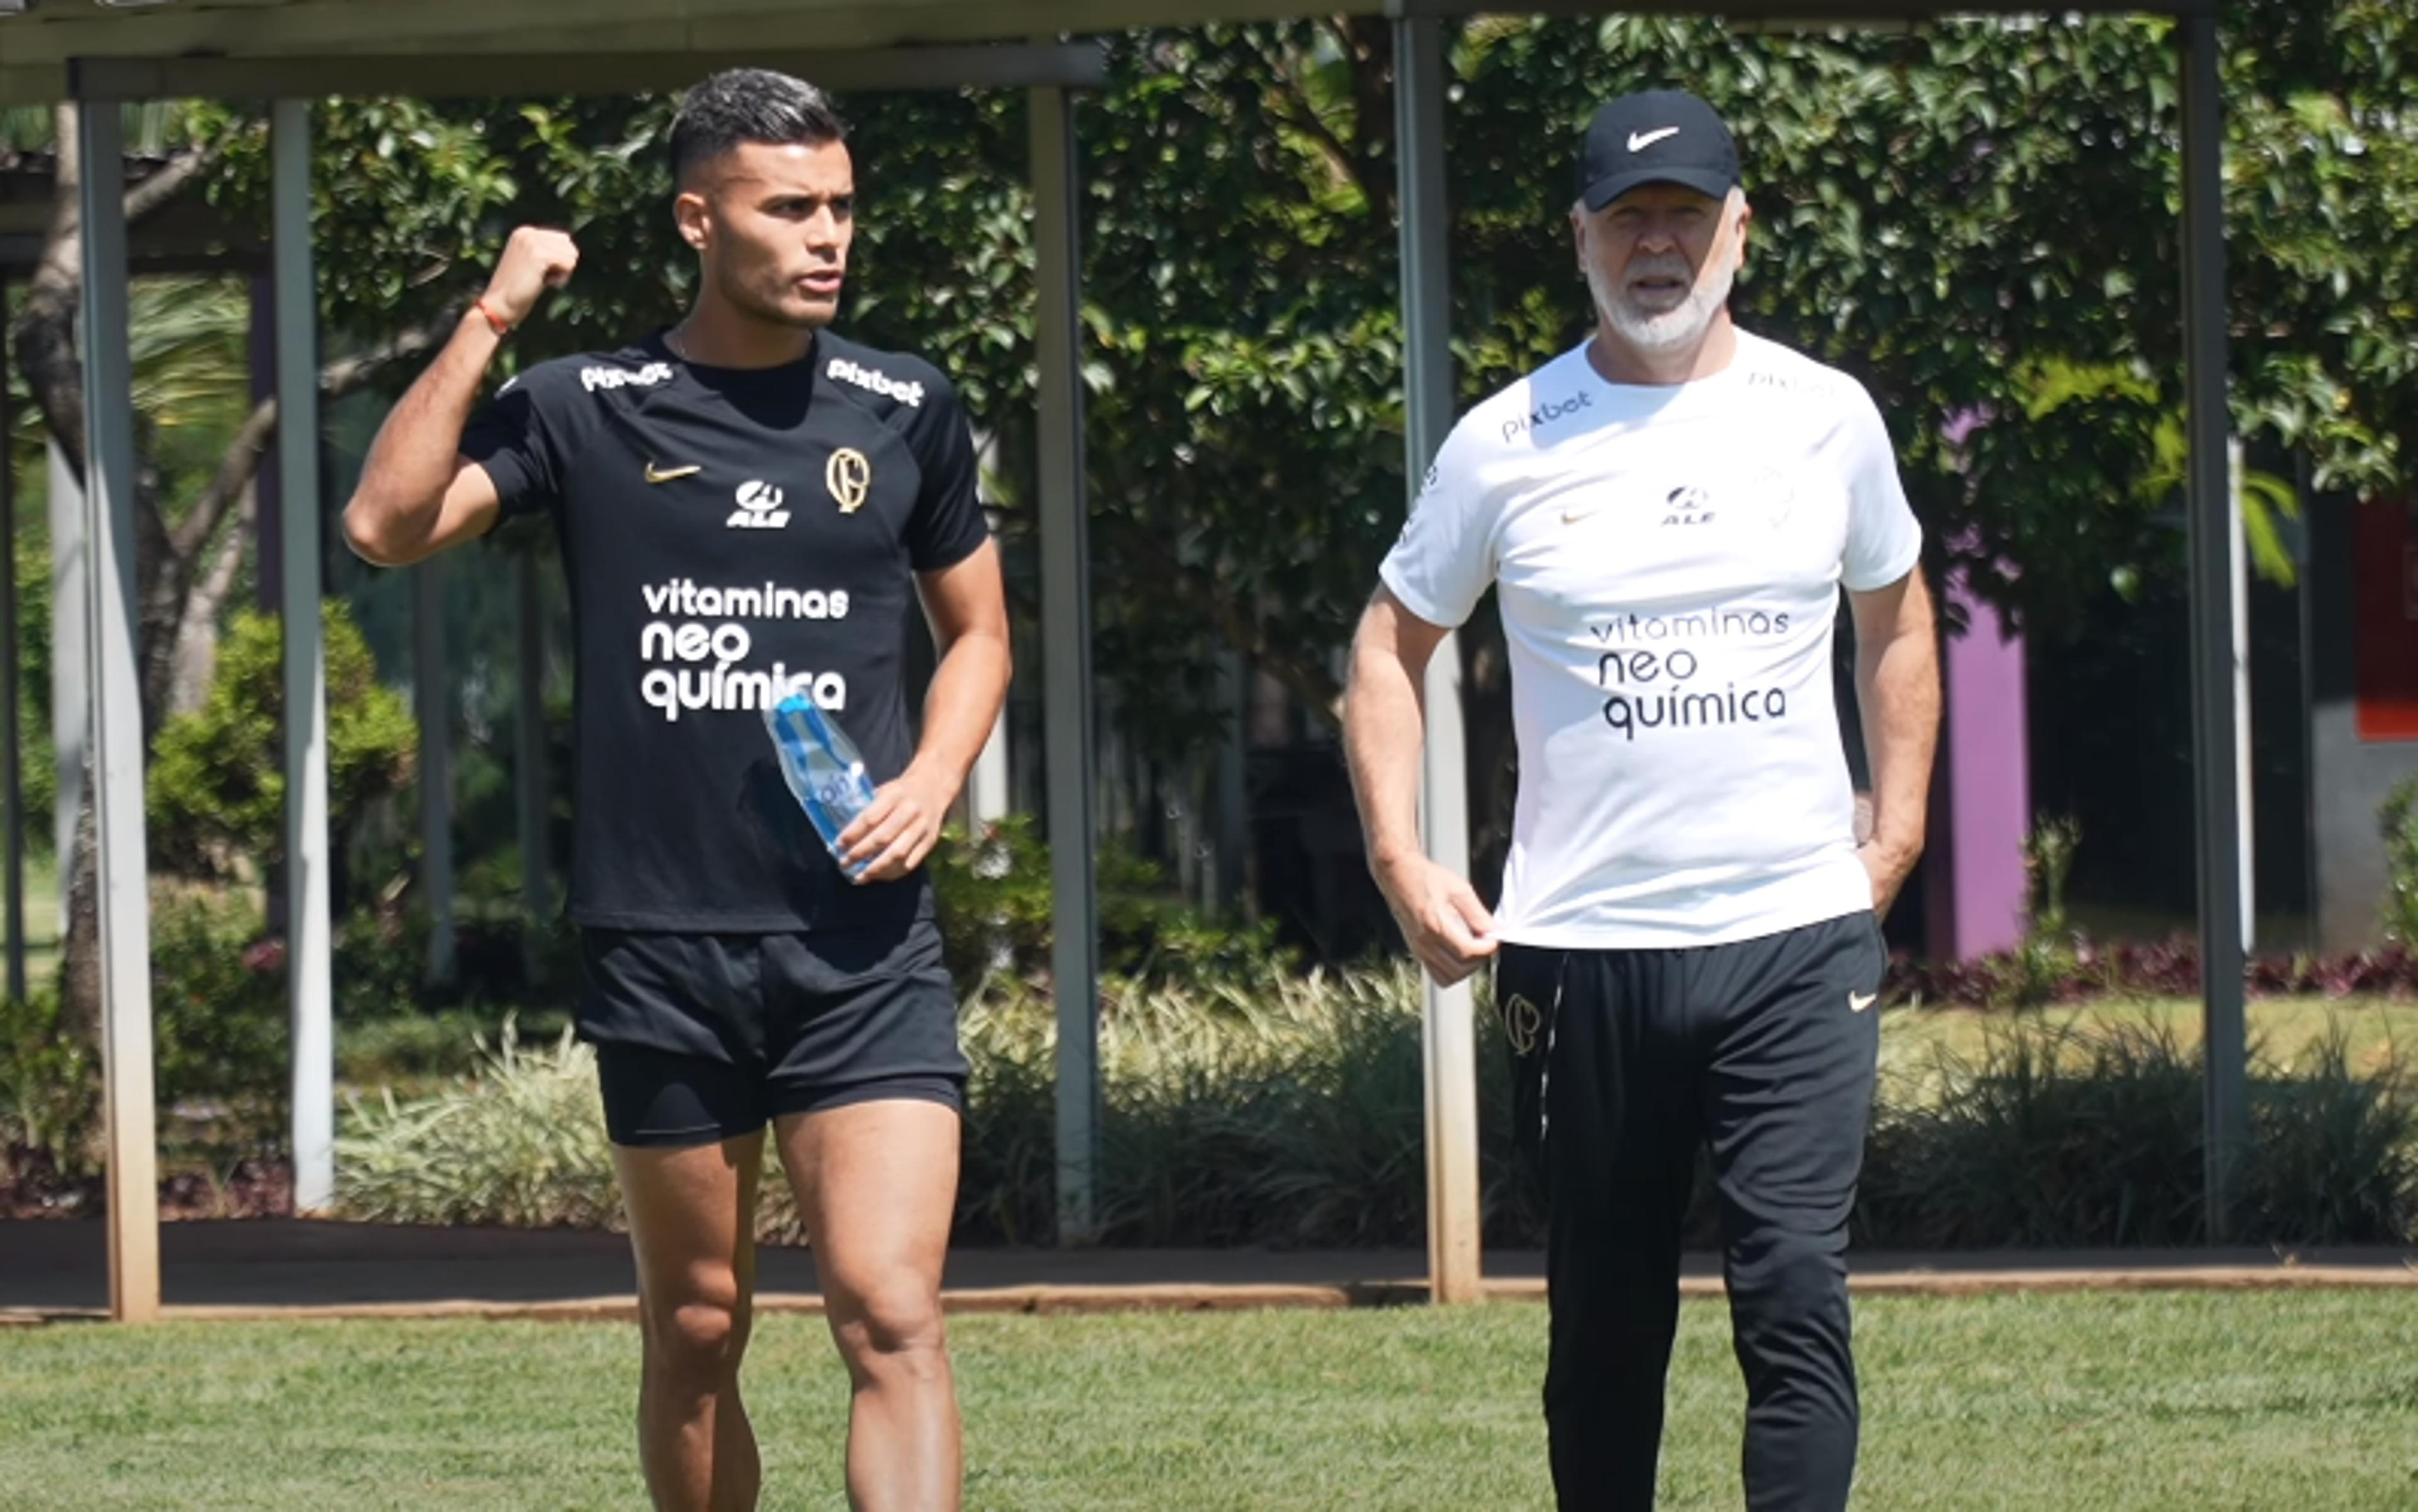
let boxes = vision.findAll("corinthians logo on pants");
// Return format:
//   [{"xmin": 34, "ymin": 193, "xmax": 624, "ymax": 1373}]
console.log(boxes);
[
  {"xmin": 727, "ymin": 479, "xmax": 790, "ymax": 530},
  {"xmin": 1502, "ymin": 992, "xmax": 1543, "ymax": 1056}
]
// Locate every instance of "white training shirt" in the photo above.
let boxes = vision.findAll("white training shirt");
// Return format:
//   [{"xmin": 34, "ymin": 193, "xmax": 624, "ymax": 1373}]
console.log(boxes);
[{"xmin": 1380, "ymin": 329, "xmax": 1923, "ymax": 949}]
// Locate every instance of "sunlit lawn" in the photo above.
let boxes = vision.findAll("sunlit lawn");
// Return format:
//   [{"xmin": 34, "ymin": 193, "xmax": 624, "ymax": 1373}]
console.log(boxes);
[{"xmin": 4, "ymin": 1292, "xmax": 2415, "ymax": 1509}]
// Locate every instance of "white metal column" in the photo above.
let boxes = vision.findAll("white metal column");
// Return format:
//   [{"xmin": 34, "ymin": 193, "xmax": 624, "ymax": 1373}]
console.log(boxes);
[
  {"xmin": 273, "ymin": 99, "xmax": 334, "ymax": 1214},
  {"xmin": 47, "ymin": 439, "xmax": 86, "ymax": 927},
  {"xmin": 2180, "ymin": 13, "xmax": 2246, "ymax": 1241},
  {"xmin": 1032, "ymin": 80, "xmax": 1099, "ymax": 1244},
  {"xmin": 1, "ymin": 293, "xmax": 25, "ymax": 1006},
  {"xmin": 415, "ymin": 559, "xmax": 455, "ymax": 986},
  {"xmin": 77, "ymin": 98, "xmax": 161, "ymax": 1322},
  {"xmin": 2228, "ymin": 439, "xmax": 2253, "ymax": 951},
  {"xmin": 968, "ymin": 710, "xmax": 1010, "ymax": 829},
  {"xmin": 1395, "ymin": 14, "xmax": 1482, "ymax": 1305}
]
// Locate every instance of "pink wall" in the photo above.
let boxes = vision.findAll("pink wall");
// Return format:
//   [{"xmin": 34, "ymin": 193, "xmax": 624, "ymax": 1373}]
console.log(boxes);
[{"xmin": 1924, "ymin": 571, "xmax": 2032, "ymax": 959}]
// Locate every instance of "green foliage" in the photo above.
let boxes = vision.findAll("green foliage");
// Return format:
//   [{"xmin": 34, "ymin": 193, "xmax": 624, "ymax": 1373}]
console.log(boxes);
[
  {"xmin": 336, "ymin": 1006, "xmax": 574, "ymax": 1089},
  {"xmin": 2380, "ymin": 774, "xmax": 2418, "ymax": 946},
  {"xmin": 332, "ymin": 972, "xmax": 2417, "ymax": 1249},
  {"xmin": 1860, "ymin": 1016, "xmax": 2418, "ymax": 1247},
  {"xmin": 336, "ymin": 1021, "xmax": 619, "ymax": 1231},
  {"xmin": 12, "ymin": 526, "xmax": 55, "ymax": 836},
  {"xmin": 145, "ymin": 603, "xmax": 417, "ymax": 880},
  {"xmin": 2024, "ymin": 815, "xmax": 2084, "ymax": 939},
  {"xmin": 331, "ymin": 901, "xmax": 435, "ymax": 1022},
  {"xmin": 3, "ymin": 884, "xmax": 467, "ymax": 1173},
  {"xmin": 133, "ymin": 13, "xmax": 2415, "ymax": 775},
  {"xmin": 2018, "ymin": 360, "xmax": 2305, "ymax": 590},
  {"xmin": 1969, "ymin": 815, "xmax": 2091, "ymax": 1009},
  {"xmin": 929, "ymin": 814, "xmax": 1297, "ymax": 996},
  {"xmin": 146, "ymin": 889, "xmax": 289, "ymax": 1157},
  {"xmin": 0, "ymin": 989, "xmax": 99, "ymax": 1175},
  {"xmin": 951, "ymin": 964, "xmax": 1446, "ymax": 1247}
]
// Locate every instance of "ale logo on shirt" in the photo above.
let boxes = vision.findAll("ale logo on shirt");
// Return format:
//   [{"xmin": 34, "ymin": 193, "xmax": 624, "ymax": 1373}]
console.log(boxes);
[
  {"xmin": 826, "ymin": 448, "xmax": 872, "ymax": 514},
  {"xmin": 1661, "ymin": 483, "xmax": 1715, "ymax": 527},
  {"xmin": 726, "ymin": 480, "xmax": 791, "ymax": 530}
]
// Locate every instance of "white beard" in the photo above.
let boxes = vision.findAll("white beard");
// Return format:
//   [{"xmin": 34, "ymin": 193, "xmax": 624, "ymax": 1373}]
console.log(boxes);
[{"xmin": 1591, "ymin": 253, "xmax": 1737, "ymax": 356}]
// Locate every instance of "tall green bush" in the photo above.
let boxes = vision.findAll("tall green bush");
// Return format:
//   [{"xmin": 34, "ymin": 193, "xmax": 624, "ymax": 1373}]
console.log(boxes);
[
  {"xmin": 146, "ymin": 603, "xmax": 417, "ymax": 884},
  {"xmin": 147, "ymin": 889, "xmax": 289, "ymax": 1157},
  {"xmin": 2380, "ymin": 774, "xmax": 2418, "ymax": 946},
  {"xmin": 0, "ymin": 990, "xmax": 99, "ymax": 1175}
]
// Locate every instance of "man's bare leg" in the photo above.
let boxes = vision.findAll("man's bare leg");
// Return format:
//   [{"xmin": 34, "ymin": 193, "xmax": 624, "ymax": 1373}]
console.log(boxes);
[
  {"xmin": 775, "ymin": 1099, "xmax": 961, "ymax": 1512},
  {"xmin": 615, "ymin": 1134, "xmax": 766, "ymax": 1512}
]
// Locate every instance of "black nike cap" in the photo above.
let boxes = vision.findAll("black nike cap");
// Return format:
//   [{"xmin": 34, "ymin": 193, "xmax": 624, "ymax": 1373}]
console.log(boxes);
[{"xmin": 1577, "ymin": 89, "xmax": 1741, "ymax": 212}]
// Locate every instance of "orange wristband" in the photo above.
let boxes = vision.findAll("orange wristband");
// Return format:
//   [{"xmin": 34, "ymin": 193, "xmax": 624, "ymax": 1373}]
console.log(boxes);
[{"xmin": 473, "ymin": 297, "xmax": 513, "ymax": 336}]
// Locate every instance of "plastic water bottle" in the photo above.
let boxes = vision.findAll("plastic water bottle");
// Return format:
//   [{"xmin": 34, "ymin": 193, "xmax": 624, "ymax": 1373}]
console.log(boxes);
[{"xmin": 763, "ymin": 693, "xmax": 878, "ymax": 868}]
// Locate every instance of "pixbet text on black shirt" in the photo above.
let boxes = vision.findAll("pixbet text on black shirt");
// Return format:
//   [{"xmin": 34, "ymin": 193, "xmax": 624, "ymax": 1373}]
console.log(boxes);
[{"xmin": 460, "ymin": 331, "xmax": 989, "ymax": 933}]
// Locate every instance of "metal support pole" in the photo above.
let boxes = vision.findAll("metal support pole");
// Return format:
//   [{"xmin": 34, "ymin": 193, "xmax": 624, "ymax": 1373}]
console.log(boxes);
[
  {"xmin": 2230, "ymin": 440, "xmax": 2254, "ymax": 951},
  {"xmin": 967, "ymin": 708, "xmax": 1009, "ymax": 829},
  {"xmin": 2181, "ymin": 13, "xmax": 2246, "ymax": 1243},
  {"xmin": 1395, "ymin": 14, "xmax": 1482, "ymax": 1305},
  {"xmin": 516, "ymin": 550, "xmax": 551, "ymax": 982},
  {"xmin": 249, "ymin": 270, "xmax": 283, "ymax": 616},
  {"xmin": 47, "ymin": 440, "xmax": 84, "ymax": 929},
  {"xmin": 273, "ymin": 99, "xmax": 334, "ymax": 1214},
  {"xmin": 77, "ymin": 98, "xmax": 161, "ymax": 1322},
  {"xmin": 1031, "ymin": 80, "xmax": 1099, "ymax": 1244},
  {"xmin": 414, "ymin": 558, "xmax": 455, "ymax": 987},
  {"xmin": 2, "ymin": 282, "xmax": 25, "ymax": 1004}
]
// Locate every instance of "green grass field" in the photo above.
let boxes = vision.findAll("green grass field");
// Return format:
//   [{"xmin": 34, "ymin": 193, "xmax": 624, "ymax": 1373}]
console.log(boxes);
[
  {"xmin": 1878, "ymin": 995, "xmax": 2418, "ymax": 1097},
  {"xmin": 3, "ymin": 1292, "xmax": 2414, "ymax": 1509}
]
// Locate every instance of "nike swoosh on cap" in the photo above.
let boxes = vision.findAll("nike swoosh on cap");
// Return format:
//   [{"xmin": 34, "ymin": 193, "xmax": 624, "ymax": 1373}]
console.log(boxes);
[{"xmin": 1627, "ymin": 127, "xmax": 1681, "ymax": 152}]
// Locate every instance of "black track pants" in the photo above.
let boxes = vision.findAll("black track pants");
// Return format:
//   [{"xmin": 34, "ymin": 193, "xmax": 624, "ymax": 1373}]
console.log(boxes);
[{"xmin": 1496, "ymin": 912, "xmax": 1887, "ymax": 1512}]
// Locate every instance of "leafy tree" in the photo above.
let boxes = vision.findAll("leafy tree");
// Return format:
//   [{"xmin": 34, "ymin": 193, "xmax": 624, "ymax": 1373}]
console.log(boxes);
[
  {"xmin": 145, "ymin": 600, "xmax": 416, "ymax": 894},
  {"xmin": 10, "ymin": 103, "xmax": 455, "ymax": 1035},
  {"xmin": 11, "ymin": 8, "xmax": 2417, "ymax": 995}
]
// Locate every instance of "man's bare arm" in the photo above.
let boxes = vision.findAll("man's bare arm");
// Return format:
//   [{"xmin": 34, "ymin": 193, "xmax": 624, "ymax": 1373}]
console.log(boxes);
[
  {"xmin": 839, "ymin": 539, "xmax": 1013, "ymax": 883},
  {"xmin": 1343, "ymin": 586, "xmax": 1497, "ymax": 984},
  {"xmin": 342, "ymin": 227, "xmax": 578, "ymax": 567},
  {"xmin": 1847, "ymin": 569, "xmax": 1941, "ymax": 916}
]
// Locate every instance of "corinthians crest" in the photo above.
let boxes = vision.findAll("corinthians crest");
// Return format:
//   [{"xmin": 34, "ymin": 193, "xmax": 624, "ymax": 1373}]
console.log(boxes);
[
  {"xmin": 1502, "ymin": 992, "xmax": 1543, "ymax": 1057},
  {"xmin": 826, "ymin": 448, "xmax": 871, "ymax": 514}
]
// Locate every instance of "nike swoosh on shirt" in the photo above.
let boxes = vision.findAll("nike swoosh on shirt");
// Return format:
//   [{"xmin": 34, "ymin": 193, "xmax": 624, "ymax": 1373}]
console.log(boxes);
[
  {"xmin": 1560, "ymin": 509, "xmax": 1596, "ymax": 525},
  {"xmin": 1627, "ymin": 127, "xmax": 1681, "ymax": 152},
  {"xmin": 1849, "ymin": 992, "xmax": 1879, "ymax": 1013},
  {"xmin": 644, "ymin": 463, "xmax": 703, "ymax": 484}
]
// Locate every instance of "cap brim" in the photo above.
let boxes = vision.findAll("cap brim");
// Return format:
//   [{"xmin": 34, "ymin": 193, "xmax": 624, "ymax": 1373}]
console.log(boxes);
[{"xmin": 1581, "ymin": 168, "xmax": 1735, "ymax": 212}]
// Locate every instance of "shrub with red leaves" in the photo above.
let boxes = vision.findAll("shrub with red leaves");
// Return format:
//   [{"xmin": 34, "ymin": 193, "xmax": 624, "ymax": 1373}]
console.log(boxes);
[{"xmin": 1888, "ymin": 933, "xmax": 2418, "ymax": 1008}]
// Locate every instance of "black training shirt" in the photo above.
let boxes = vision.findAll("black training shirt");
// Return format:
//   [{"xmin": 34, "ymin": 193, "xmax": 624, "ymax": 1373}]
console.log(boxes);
[{"xmin": 460, "ymin": 330, "xmax": 989, "ymax": 933}]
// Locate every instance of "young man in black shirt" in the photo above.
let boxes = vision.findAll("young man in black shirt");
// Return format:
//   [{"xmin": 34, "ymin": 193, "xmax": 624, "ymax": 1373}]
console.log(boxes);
[{"xmin": 344, "ymin": 71, "xmax": 1009, "ymax": 1512}]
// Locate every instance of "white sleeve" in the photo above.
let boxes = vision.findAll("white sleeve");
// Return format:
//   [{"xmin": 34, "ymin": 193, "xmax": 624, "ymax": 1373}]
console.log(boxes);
[
  {"xmin": 1837, "ymin": 385, "xmax": 1923, "ymax": 592},
  {"xmin": 1377, "ymin": 420, "xmax": 1499, "ymax": 629}
]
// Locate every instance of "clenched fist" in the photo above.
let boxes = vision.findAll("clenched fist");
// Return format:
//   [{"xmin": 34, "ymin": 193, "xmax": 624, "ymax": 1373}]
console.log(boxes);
[{"xmin": 477, "ymin": 227, "xmax": 580, "ymax": 330}]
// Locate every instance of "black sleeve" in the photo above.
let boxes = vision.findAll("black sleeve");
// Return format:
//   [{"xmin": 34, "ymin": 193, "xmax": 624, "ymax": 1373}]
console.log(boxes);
[
  {"xmin": 901, "ymin": 371, "xmax": 990, "ymax": 574},
  {"xmin": 458, "ymin": 371, "xmax": 562, "ymax": 523}
]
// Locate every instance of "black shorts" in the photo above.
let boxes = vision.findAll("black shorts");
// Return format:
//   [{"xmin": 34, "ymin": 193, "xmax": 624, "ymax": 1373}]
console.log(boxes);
[{"xmin": 577, "ymin": 921, "xmax": 967, "ymax": 1148}]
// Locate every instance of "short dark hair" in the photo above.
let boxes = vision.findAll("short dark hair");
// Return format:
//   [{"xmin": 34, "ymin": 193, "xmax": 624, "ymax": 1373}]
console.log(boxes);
[{"xmin": 669, "ymin": 69, "xmax": 847, "ymax": 185}]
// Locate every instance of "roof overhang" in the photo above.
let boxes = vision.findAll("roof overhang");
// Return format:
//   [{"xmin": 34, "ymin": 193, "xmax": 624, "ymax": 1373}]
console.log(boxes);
[{"xmin": 0, "ymin": 0, "xmax": 2220, "ymax": 105}]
